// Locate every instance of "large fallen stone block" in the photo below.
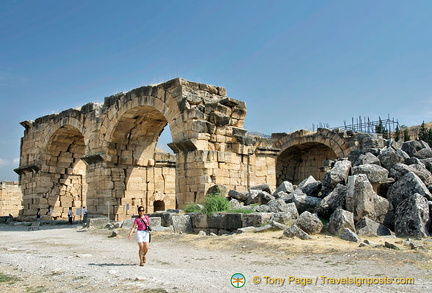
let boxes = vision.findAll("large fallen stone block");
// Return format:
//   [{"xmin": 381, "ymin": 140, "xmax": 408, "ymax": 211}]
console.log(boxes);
[
  {"xmin": 87, "ymin": 217, "xmax": 110, "ymax": 228},
  {"xmin": 321, "ymin": 159, "xmax": 352, "ymax": 196},
  {"xmin": 401, "ymin": 140, "xmax": 430, "ymax": 157},
  {"xmin": 378, "ymin": 147, "xmax": 405, "ymax": 171},
  {"xmin": 189, "ymin": 213, "xmax": 208, "ymax": 229},
  {"xmin": 390, "ymin": 163, "xmax": 432, "ymax": 183},
  {"xmin": 352, "ymin": 164, "xmax": 390, "ymax": 184},
  {"xmin": 273, "ymin": 181, "xmax": 295, "ymax": 196},
  {"xmin": 395, "ymin": 193, "xmax": 430, "ymax": 238},
  {"xmin": 291, "ymin": 190, "xmax": 322, "ymax": 214},
  {"xmin": 242, "ymin": 213, "xmax": 273, "ymax": 227},
  {"xmin": 315, "ymin": 184, "xmax": 347, "ymax": 217},
  {"xmin": 339, "ymin": 228, "xmax": 361, "ymax": 243},
  {"xmin": 266, "ymin": 198, "xmax": 295, "ymax": 213},
  {"xmin": 328, "ymin": 208, "xmax": 355, "ymax": 236},
  {"xmin": 355, "ymin": 217, "xmax": 392, "ymax": 236},
  {"xmin": 246, "ymin": 190, "xmax": 275, "ymax": 205},
  {"xmin": 354, "ymin": 152, "xmax": 381, "ymax": 166},
  {"xmin": 295, "ymin": 211, "xmax": 323, "ymax": 234},
  {"xmin": 249, "ymin": 183, "xmax": 272, "ymax": 194},
  {"xmin": 172, "ymin": 215, "xmax": 192, "ymax": 233},
  {"xmin": 346, "ymin": 174, "xmax": 392, "ymax": 223},
  {"xmin": 272, "ymin": 206, "xmax": 299, "ymax": 225},
  {"xmin": 221, "ymin": 213, "xmax": 243, "ymax": 230},
  {"xmin": 298, "ymin": 175, "xmax": 322, "ymax": 197},
  {"xmin": 283, "ymin": 224, "xmax": 311, "ymax": 240},
  {"xmin": 387, "ymin": 171, "xmax": 432, "ymax": 208},
  {"xmin": 228, "ymin": 190, "xmax": 248, "ymax": 202}
]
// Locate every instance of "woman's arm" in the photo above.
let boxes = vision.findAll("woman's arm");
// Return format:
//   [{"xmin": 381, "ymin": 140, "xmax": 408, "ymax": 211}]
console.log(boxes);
[{"xmin": 128, "ymin": 222, "xmax": 137, "ymax": 240}]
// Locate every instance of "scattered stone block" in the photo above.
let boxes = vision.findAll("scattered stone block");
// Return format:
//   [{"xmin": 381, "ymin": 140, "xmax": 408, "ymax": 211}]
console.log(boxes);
[
  {"xmin": 395, "ymin": 193, "xmax": 430, "ymax": 238},
  {"xmin": 328, "ymin": 208, "xmax": 355, "ymax": 236},
  {"xmin": 355, "ymin": 217, "xmax": 391, "ymax": 236},
  {"xmin": 339, "ymin": 228, "xmax": 361, "ymax": 243},
  {"xmin": 282, "ymin": 224, "xmax": 311, "ymax": 240},
  {"xmin": 295, "ymin": 211, "xmax": 323, "ymax": 234}
]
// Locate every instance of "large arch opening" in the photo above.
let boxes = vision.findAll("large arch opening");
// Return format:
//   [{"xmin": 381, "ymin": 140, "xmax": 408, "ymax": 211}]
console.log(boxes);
[
  {"xmin": 44, "ymin": 125, "xmax": 87, "ymax": 219},
  {"xmin": 108, "ymin": 105, "xmax": 176, "ymax": 219},
  {"xmin": 276, "ymin": 142, "xmax": 337, "ymax": 186}
]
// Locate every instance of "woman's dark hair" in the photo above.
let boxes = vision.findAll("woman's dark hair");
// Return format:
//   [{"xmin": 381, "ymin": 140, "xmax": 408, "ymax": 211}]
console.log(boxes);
[{"xmin": 138, "ymin": 206, "xmax": 145, "ymax": 212}]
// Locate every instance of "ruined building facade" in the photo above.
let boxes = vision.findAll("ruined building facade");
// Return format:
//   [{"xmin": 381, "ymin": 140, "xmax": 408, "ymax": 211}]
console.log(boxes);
[{"xmin": 15, "ymin": 78, "xmax": 365, "ymax": 220}]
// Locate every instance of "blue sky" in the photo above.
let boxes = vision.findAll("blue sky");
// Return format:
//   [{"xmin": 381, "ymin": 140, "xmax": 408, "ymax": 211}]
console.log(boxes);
[{"xmin": 1, "ymin": 0, "xmax": 432, "ymax": 181}]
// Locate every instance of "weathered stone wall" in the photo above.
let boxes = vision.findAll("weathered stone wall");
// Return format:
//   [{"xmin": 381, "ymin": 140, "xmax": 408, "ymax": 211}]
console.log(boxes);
[
  {"xmin": 16, "ymin": 78, "xmax": 259, "ymax": 220},
  {"xmin": 0, "ymin": 181, "xmax": 22, "ymax": 217},
  {"xmin": 273, "ymin": 129, "xmax": 362, "ymax": 185},
  {"xmin": 16, "ymin": 78, "xmax": 363, "ymax": 220}
]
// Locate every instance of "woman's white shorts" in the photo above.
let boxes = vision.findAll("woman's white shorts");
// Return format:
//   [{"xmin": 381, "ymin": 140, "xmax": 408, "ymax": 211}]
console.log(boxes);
[{"xmin": 136, "ymin": 230, "xmax": 150, "ymax": 243}]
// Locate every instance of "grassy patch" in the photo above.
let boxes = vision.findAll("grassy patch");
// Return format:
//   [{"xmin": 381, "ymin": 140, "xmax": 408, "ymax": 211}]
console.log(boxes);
[
  {"xmin": 0, "ymin": 272, "xmax": 21, "ymax": 284},
  {"xmin": 26, "ymin": 286, "xmax": 48, "ymax": 293},
  {"xmin": 202, "ymin": 194, "xmax": 230, "ymax": 214},
  {"xmin": 184, "ymin": 191, "xmax": 231, "ymax": 215},
  {"xmin": 184, "ymin": 202, "xmax": 202, "ymax": 213},
  {"xmin": 142, "ymin": 289, "xmax": 169, "ymax": 293}
]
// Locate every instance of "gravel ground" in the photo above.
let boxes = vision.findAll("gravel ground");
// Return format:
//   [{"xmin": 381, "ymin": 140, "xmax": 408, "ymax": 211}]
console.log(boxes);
[{"xmin": 0, "ymin": 223, "xmax": 431, "ymax": 293}]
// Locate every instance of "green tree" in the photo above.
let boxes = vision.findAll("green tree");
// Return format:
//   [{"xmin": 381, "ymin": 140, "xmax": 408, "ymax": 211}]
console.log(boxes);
[
  {"xmin": 419, "ymin": 121, "xmax": 428, "ymax": 141},
  {"xmin": 403, "ymin": 128, "xmax": 411, "ymax": 141},
  {"xmin": 375, "ymin": 117, "xmax": 389, "ymax": 138},
  {"xmin": 428, "ymin": 128, "xmax": 432, "ymax": 146},
  {"xmin": 375, "ymin": 117, "xmax": 384, "ymax": 134},
  {"xmin": 395, "ymin": 125, "xmax": 401, "ymax": 141}
]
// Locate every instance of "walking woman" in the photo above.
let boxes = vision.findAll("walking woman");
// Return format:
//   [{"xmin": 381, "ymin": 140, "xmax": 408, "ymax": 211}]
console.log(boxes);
[{"xmin": 128, "ymin": 206, "xmax": 150, "ymax": 266}]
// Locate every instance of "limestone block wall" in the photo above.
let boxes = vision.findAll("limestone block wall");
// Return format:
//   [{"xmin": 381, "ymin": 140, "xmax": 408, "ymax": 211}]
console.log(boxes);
[
  {"xmin": 0, "ymin": 181, "xmax": 22, "ymax": 217},
  {"xmin": 16, "ymin": 78, "xmax": 254, "ymax": 219},
  {"xmin": 16, "ymin": 78, "xmax": 362, "ymax": 219}
]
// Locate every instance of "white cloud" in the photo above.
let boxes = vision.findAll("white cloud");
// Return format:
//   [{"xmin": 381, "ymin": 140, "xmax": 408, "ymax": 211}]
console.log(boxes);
[
  {"xmin": 0, "ymin": 158, "xmax": 19, "ymax": 167},
  {"xmin": 0, "ymin": 158, "xmax": 9, "ymax": 167}
]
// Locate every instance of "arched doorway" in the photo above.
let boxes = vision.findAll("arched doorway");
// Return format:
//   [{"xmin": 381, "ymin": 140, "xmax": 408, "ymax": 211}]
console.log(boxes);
[
  {"xmin": 107, "ymin": 105, "xmax": 176, "ymax": 219},
  {"xmin": 153, "ymin": 200, "xmax": 165, "ymax": 212},
  {"xmin": 276, "ymin": 142, "xmax": 337, "ymax": 186},
  {"xmin": 44, "ymin": 125, "xmax": 87, "ymax": 219}
]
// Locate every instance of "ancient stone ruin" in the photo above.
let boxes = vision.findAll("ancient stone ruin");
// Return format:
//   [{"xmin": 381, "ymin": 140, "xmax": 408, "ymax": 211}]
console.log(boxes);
[
  {"xmin": 12, "ymin": 78, "xmax": 431, "ymax": 238},
  {"xmin": 0, "ymin": 181, "xmax": 21, "ymax": 217}
]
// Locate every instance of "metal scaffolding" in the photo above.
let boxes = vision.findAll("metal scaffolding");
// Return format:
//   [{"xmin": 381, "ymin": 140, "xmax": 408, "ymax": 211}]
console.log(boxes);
[{"xmin": 312, "ymin": 114, "xmax": 400, "ymax": 134}]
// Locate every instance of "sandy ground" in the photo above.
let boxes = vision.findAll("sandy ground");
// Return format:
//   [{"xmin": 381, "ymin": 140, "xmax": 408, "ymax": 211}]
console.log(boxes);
[{"xmin": 0, "ymin": 223, "xmax": 431, "ymax": 293}]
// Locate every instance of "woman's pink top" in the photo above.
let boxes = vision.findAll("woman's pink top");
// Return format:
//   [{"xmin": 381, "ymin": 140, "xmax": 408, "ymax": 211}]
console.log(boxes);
[{"xmin": 134, "ymin": 216, "xmax": 150, "ymax": 231}]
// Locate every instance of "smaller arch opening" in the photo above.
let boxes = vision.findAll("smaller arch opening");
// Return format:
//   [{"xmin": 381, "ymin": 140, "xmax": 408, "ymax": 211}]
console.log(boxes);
[
  {"xmin": 153, "ymin": 200, "xmax": 165, "ymax": 212},
  {"xmin": 276, "ymin": 142, "xmax": 337, "ymax": 186}
]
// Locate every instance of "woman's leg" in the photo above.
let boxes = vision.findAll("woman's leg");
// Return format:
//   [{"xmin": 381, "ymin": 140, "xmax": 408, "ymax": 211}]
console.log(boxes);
[
  {"xmin": 138, "ymin": 242, "xmax": 145, "ymax": 265},
  {"xmin": 142, "ymin": 242, "xmax": 149, "ymax": 263}
]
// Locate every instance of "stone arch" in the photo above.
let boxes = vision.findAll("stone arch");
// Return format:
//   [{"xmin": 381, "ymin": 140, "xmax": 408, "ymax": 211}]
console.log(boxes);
[
  {"xmin": 153, "ymin": 200, "xmax": 165, "ymax": 212},
  {"xmin": 274, "ymin": 129, "xmax": 354, "ymax": 186},
  {"xmin": 107, "ymin": 105, "xmax": 169, "ymax": 166},
  {"xmin": 276, "ymin": 142, "xmax": 337, "ymax": 185},
  {"xmin": 43, "ymin": 124, "xmax": 87, "ymax": 219},
  {"xmin": 95, "ymin": 86, "xmax": 182, "ymax": 219},
  {"xmin": 100, "ymin": 86, "xmax": 183, "ymax": 148}
]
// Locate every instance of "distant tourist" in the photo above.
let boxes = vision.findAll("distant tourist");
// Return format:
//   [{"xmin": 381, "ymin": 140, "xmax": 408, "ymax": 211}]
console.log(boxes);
[
  {"xmin": 82, "ymin": 206, "xmax": 88, "ymax": 225},
  {"xmin": 36, "ymin": 208, "xmax": 41, "ymax": 224},
  {"xmin": 67, "ymin": 207, "xmax": 74, "ymax": 225},
  {"xmin": 47, "ymin": 205, "xmax": 53, "ymax": 225}
]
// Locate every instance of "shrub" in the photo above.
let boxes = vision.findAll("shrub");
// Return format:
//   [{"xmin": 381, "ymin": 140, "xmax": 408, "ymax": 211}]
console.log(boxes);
[
  {"xmin": 202, "ymin": 194, "xmax": 230, "ymax": 215},
  {"xmin": 184, "ymin": 202, "xmax": 202, "ymax": 213}
]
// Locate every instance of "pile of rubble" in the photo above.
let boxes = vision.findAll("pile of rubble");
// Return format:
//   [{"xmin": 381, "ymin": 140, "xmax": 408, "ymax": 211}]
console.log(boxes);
[{"xmin": 227, "ymin": 139, "xmax": 432, "ymax": 241}]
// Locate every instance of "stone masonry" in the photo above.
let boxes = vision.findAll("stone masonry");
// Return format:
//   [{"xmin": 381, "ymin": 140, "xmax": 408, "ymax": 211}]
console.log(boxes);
[
  {"xmin": 15, "ymin": 78, "xmax": 367, "ymax": 221},
  {"xmin": 0, "ymin": 181, "xmax": 22, "ymax": 217}
]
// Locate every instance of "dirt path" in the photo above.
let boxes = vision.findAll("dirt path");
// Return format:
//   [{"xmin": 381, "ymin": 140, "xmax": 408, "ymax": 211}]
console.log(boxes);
[{"xmin": 0, "ymin": 224, "xmax": 431, "ymax": 293}]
